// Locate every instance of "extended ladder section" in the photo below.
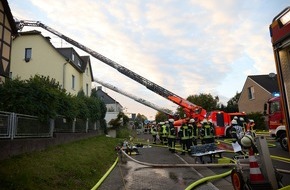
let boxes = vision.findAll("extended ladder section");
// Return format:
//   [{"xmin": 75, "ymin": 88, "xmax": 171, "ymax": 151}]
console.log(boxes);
[
  {"xmin": 93, "ymin": 77, "xmax": 174, "ymax": 116},
  {"xmin": 16, "ymin": 20, "xmax": 206, "ymax": 121}
]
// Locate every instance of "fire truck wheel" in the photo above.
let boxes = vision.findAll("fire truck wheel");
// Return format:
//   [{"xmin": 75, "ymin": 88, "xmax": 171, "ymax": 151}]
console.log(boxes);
[
  {"xmin": 231, "ymin": 169, "xmax": 245, "ymax": 190},
  {"xmin": 279, "ymin": 133, "xmax": 289, "ymax": 151}
]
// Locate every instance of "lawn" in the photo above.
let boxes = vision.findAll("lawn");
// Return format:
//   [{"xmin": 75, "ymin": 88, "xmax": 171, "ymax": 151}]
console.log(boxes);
[{"xmin": 0, "ymin": 135, "xmax": 124, "ymax": 190}]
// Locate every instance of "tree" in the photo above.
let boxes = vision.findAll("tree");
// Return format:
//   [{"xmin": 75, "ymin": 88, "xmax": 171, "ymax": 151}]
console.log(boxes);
[
  {"xmin": 108, "ymin": 112, "xmax": 129, "ymax": 129},
  {"xmin": 74, "ymin": 91, "xmax": 90, "ymax": 120},
  {"xmin": 0, "ymin": 77, "xmax": 29, "ymax": 114},
  {"xmin": 56, "ymin": 91, "xmax": 78, "ymax": 121},
  {"xmin": 136, "ymin": 113, "xmax": 147, "ymax": 124},
  {"xmin": 247, "ymin": 112, "xmax": 266, "ymax": 130},
  {"xmin": 176, "ymin": 106, "xmax": 186, "ymax": 119},
  {"xmin": 91, "ymin": 87, "xmax": 107, "ymax": 133},
  {"xmin": 91, "ymin": 88, "xmax": 107, "ymax": 119},
  {"xmin": 0, "ymin": 75, "xmax": 64, "ymax": 121},
  {"xmin": 226, "ymin": 92, "xmax": 240, "ymax": 112},
  {"xmin": 85, "ymin": 96, "xmax": 101, "ymax": 122},
  {"xmin": 155, "ymin": 111, "xmax": 168, "ymax": 123},
  {"xmin": 174, "ymin": 93, "xmax": 219, "ymax": 117},
  {"xmin": 187, "ymin": 93, "xmax": 219, "ymax": 111}
]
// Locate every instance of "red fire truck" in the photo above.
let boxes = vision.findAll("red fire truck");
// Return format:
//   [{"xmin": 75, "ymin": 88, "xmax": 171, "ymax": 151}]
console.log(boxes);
[
  {"xmin": 207, "ymin": 111, "xmax": 247, "ymax": 137},
  {"xmin": 264, "ymin": 95, "xmax": 288, "ymax": 151},
  {"xmin": 269, "ymin": 6, "xmax": 290, "ymax": 151}
]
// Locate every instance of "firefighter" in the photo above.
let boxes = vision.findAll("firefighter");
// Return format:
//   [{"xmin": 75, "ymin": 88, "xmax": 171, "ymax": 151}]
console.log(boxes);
[
  {"xmin": 230, "ymin": 119, "xmax": 244, "ymax": 142},
  {"xmin": 187, "ymin": 119, "xmax": 193, "ymax": 147},
  {"xmin": 159, "ymin": 122, "xmax": 168, "ymax": 145},
  {"xmin": 179, "ymin": 122, "xmax": 191, "ymax": 155},
  {"xmin": 188, "ymin": 118, "xmax": 198, "ymax": 145},
  {"xmin": 200, "ymin": 119, "xmax": 215, "ymax": 144},
  {"xmin": 246, "ymin": 119, "xmax": 256, "ymax": 137},
  {"xmin": 167, "ymin": 118, "xmax": 176, "ymax": 153},
  {"xmin": 151, "ymin": 122, "xmax": 157, "ymax": 144},
  {"xmin": 238, "ymin": 117, "xmax": 247, "ymax": 131}
]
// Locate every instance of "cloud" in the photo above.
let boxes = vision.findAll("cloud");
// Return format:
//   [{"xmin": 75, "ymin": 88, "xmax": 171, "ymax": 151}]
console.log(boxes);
[{"xmin": 9, "ymin": 0, "xmax": 290, "ymax": 118}]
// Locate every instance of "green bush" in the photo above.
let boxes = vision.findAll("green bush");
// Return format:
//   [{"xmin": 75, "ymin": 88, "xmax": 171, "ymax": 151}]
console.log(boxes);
[
  {"xmin": 247, "ymin": 112, "xmax": 266, "ymax": 131},
  {"xmin": 116, "ymin": 127, "xmax": 132, "ymax": 139},
  {"xmin": 0, "ymin": 76, "xmax": 107, "ymax": 127}
]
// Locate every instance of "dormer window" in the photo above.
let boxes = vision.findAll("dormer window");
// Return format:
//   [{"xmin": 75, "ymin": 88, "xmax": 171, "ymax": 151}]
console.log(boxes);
[
  {"xmin": 77, "ymin": 59, "xmax": 81, "ymax": 67},
  {"xmin": 72, "ymin": 53, "xmax": 75, "ymax": 61}
]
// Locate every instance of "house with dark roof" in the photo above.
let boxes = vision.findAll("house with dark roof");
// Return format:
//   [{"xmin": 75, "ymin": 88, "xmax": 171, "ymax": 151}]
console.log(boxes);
[
  {"xmin": 95, "ymin": 86, "xmax": 123, "ymax": 127},
  {"xmin": 10, "ymin": 30, "xmax": 93, "ymax": 96},
  {"xmin": 238, "ymin": 74, "xmax": 279, "ymax": 113},
  {"xmin": 56, "ymin": 47, "xmax": 94, "ymax": 96},
  {"xmin": 0, "ymin": 0, "xmax": 18, "ymax": 80}
]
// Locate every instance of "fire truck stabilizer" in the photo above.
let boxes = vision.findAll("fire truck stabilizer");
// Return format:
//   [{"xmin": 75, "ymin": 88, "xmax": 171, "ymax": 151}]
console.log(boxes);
[{"xmin": 15, "ymin": 19, "xmax": 206, "ymax": 122}]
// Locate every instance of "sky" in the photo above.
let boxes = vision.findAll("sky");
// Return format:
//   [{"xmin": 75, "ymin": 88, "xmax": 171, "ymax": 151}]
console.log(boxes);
[{"xmin": 8, "ymin": 0, "xmax": 290, "ymax": 120}]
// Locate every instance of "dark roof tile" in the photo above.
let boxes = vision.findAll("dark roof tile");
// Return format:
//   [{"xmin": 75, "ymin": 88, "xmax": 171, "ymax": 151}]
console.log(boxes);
[
  {"xmin": 249, "ymin": 74, "xmax": 279, "ymax": 93},
  {"xmin": 95, "ymin": 86, "xmax": 121, "ymax": 105}
]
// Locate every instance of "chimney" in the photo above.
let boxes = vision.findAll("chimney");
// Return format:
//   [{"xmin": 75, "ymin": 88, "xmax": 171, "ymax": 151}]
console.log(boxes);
[{"xmin": 44, "ymin": 36, "xmax": 51, "ymax": 42}]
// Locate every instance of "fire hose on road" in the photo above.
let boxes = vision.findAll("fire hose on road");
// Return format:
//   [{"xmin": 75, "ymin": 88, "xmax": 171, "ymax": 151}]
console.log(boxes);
[{"xmin": 92, "ymin": 147, "xmax": 290, "ymax": 190}]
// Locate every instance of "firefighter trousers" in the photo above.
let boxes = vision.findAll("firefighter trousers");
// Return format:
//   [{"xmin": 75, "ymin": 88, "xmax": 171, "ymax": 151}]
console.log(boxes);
[{"xmin": 168, "ymin": 137, "xmax": 176, "ymax": 152}]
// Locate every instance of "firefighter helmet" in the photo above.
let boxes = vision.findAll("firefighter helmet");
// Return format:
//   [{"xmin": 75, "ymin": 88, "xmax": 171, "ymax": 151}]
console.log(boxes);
[
  {"xmin": 189, "ymin": 119, "xmax": 195, "ymax": 123},
  {"xmin": 168, "ymin": 118, "xmax": 174, "ymax": 123},
  {"xmin": 240, "ymin": 134, "xmax": 254, "ymax": 148},
  {"xmin": 231, "ymin": 119, "xmax": 237, "ymax": 125}
]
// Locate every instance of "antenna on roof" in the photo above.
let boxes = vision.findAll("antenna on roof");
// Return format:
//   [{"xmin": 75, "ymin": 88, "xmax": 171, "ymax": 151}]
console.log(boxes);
[{"xmin": 269, "ymin": 72, "xmax": 276, "ymax": 78}]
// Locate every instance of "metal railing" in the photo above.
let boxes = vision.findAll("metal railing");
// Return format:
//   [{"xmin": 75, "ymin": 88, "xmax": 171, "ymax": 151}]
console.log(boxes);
[
  {"xmin": 0, "ymin": 111, "xmax": 101, "ymax": 139},
  {"xmin": 0, "ymin": 111, "xmax": 11, "ymax": 138}
]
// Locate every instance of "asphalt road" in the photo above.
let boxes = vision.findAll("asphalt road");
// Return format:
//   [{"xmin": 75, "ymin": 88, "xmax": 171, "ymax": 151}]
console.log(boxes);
[{"xmin": 98, "ymin": 133, "xmax": 290, "ymax": 190}]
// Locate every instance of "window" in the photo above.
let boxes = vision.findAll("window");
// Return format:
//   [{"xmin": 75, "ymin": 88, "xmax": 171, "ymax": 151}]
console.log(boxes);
[
  {"xmin": 25, "ymin": 48, "xmax": 32, "ymax": 62},
  {"xmin": 72, "ymin": 53, "xmax": 75, "ymax": 61},
  {"xmin": 72, "ymin": 75, "xmax": 75, "ymax": 89},
  {"xmin": 77, "ymin": 59, "xmax": 81, "ymax": 67},
  {"xmin": 270, "ymin": 101, "xmax": 280, "ymax": 114},
  {"xmin": 86, "ymin": 83, "xmax": 88, "ymax": 96},
  {"xmin": 248, "ymin": 86, "xmax": 255, "ymax": 100}
]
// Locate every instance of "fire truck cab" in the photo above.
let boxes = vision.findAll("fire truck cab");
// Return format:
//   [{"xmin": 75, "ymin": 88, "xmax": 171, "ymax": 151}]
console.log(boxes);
[
  {"xmin": 269, "ymin": 6, "xmax": 290, "ymax": 152},
  {"xmin": 264, "ymin": 96, "xmax": 288, "ymax": 151}
]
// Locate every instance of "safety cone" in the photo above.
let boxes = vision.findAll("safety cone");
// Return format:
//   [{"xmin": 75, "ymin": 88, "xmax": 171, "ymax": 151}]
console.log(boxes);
[{"xmin": 248, "ymin": 147, "xmax": 265, "ymax": 182}]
